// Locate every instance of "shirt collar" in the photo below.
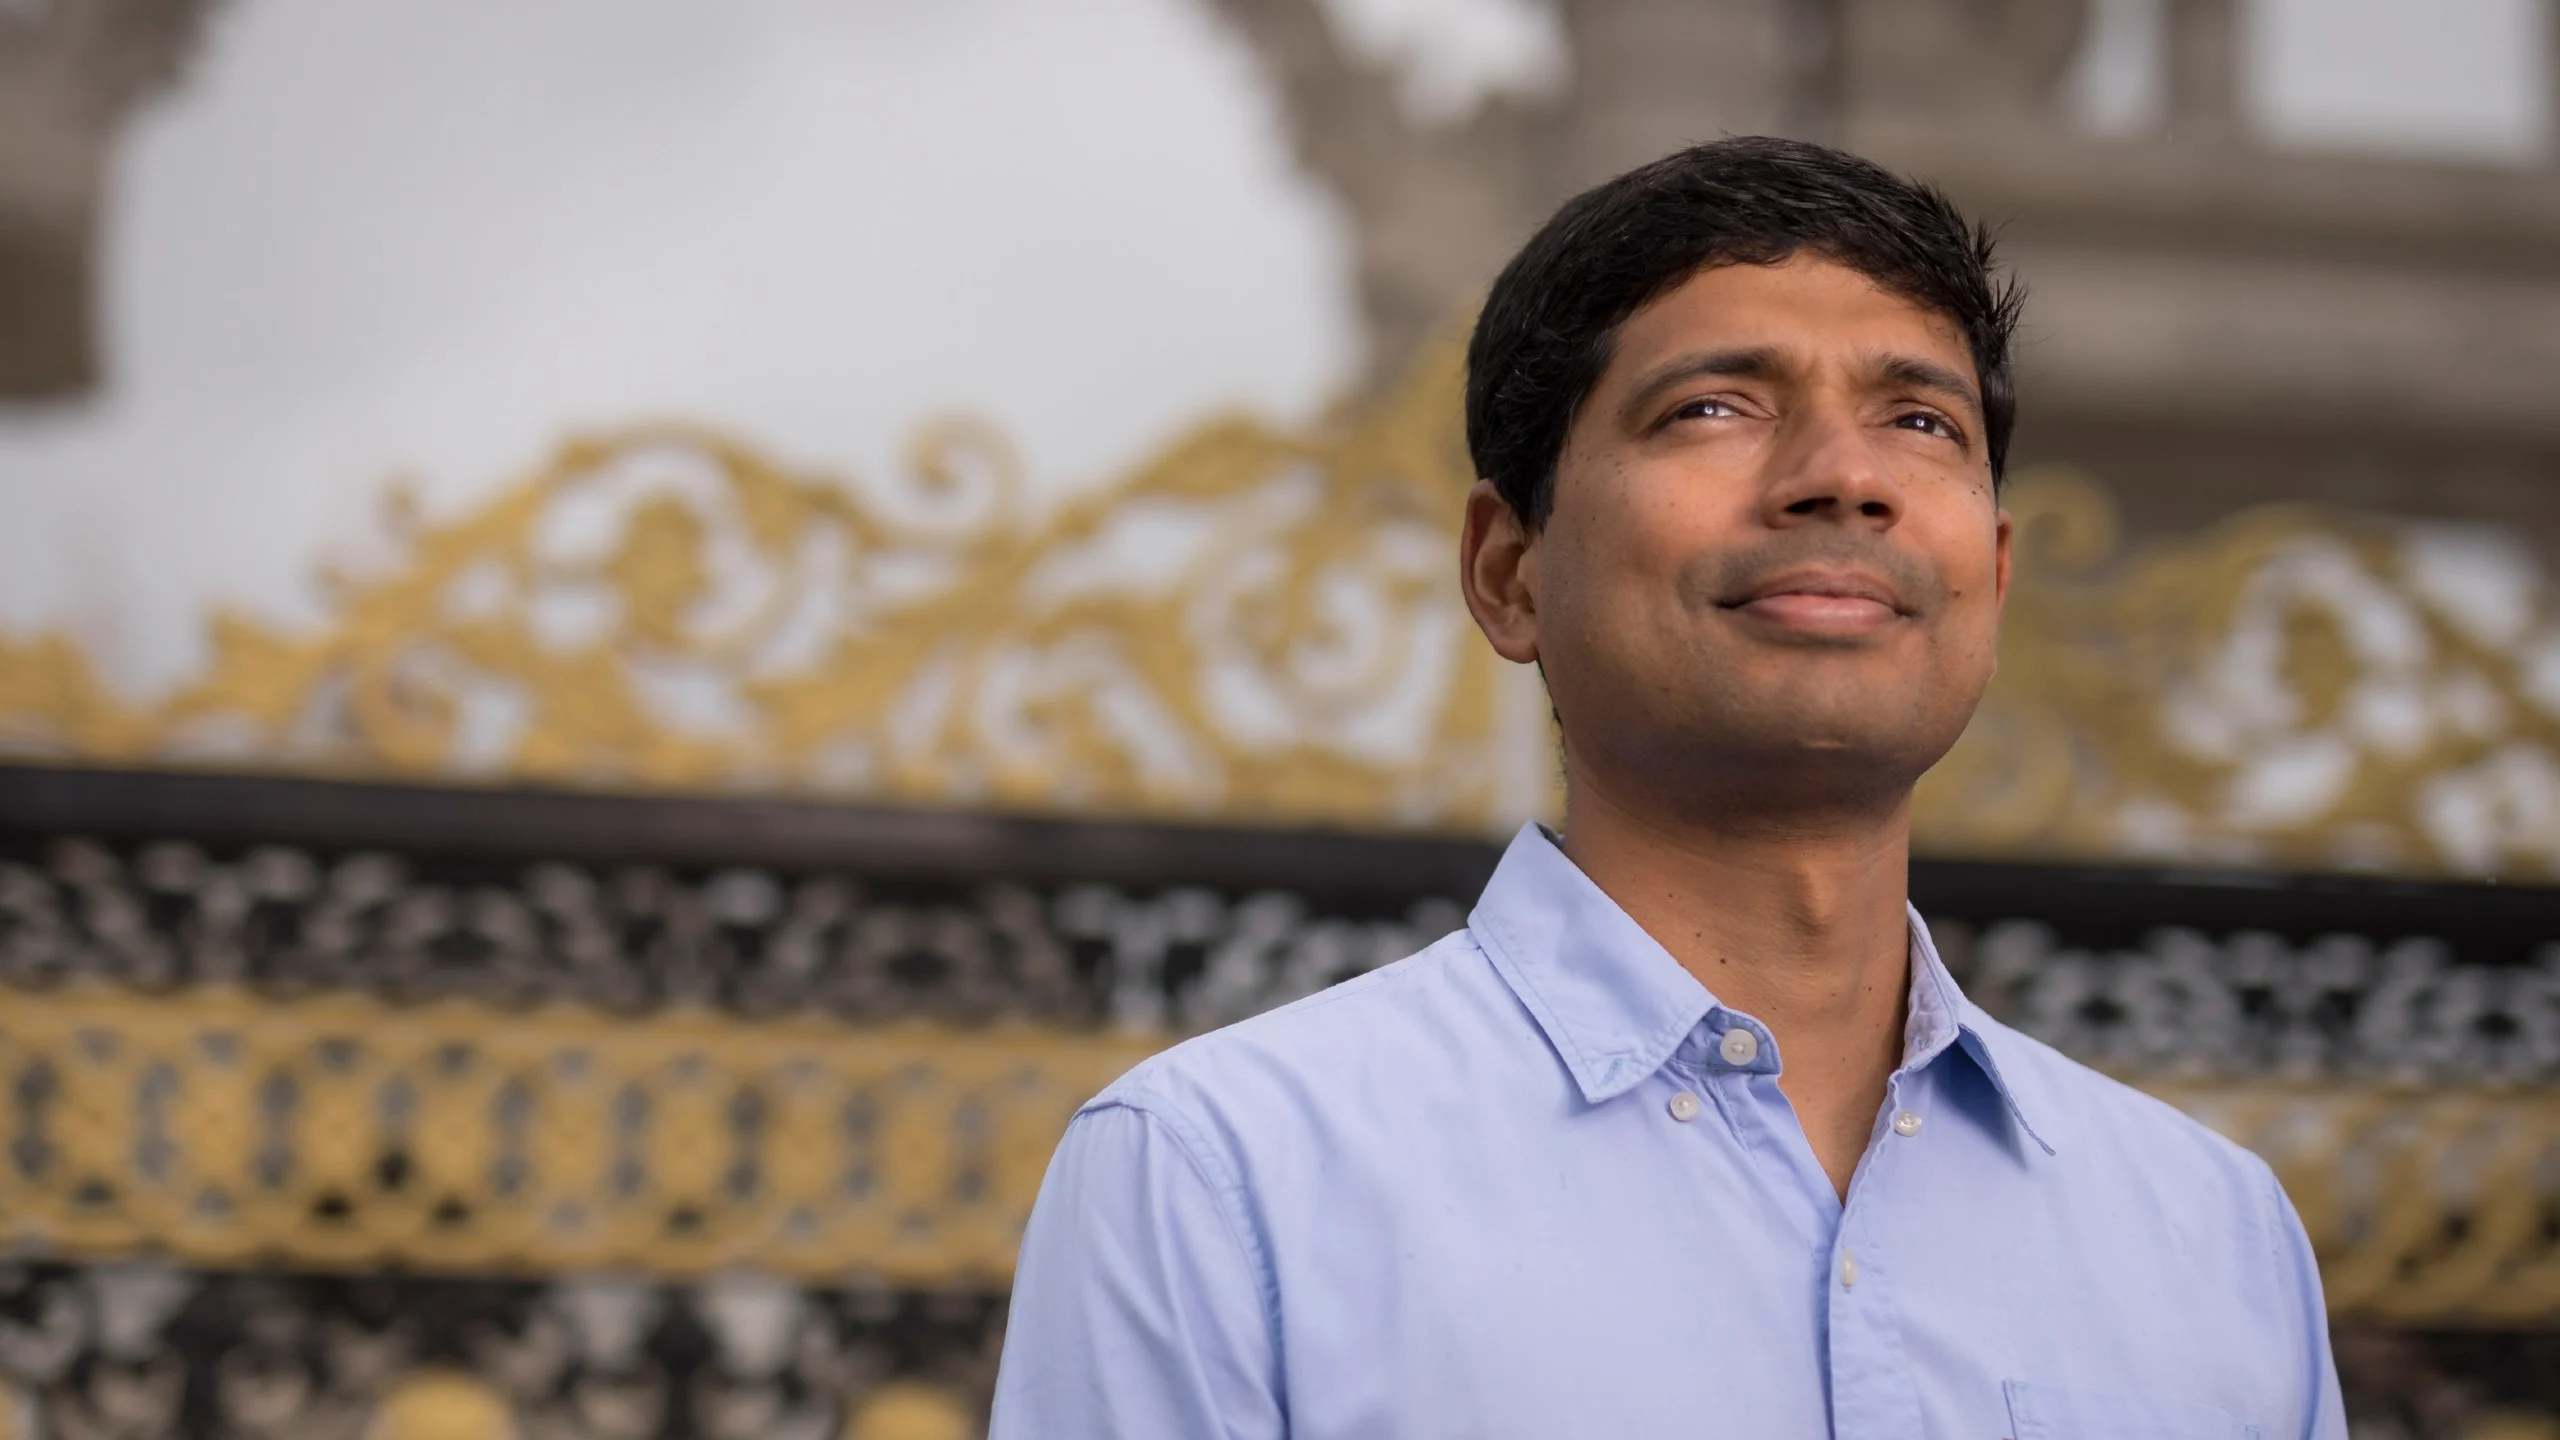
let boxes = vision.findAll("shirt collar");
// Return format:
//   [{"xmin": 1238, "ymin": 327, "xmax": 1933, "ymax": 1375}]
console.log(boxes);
[
  {"xmin": 1908, "ymin": 899, "xmax": 2058, "ymax": 1156},
  {"xmin": 1467, "ymin": 823, "xmax": 2056, "ymax": 1155}
]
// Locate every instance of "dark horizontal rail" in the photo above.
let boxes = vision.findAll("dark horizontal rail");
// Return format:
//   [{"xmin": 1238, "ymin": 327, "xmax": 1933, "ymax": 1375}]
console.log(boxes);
[
  {"xmin": 0, "ymin": 762, "xmax": 1505, "ymax": 901},
  {"xmin": 4, "ymin": 763, "xmax": 2554, "ymax": 961}
]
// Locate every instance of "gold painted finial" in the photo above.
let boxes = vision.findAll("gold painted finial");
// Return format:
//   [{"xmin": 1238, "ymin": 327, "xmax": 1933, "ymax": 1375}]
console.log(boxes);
[
  {"xmin": 367, "ymin": 1372, "xmax": 515, "ymax": 1440},
  {"xmin": 844, "ymin": 1382, "xmax": 975, "ymax": 1440}
]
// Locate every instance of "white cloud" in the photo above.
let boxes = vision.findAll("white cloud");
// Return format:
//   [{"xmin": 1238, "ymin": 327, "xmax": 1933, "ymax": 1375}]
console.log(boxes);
[{"xmin": 0, "ymin": 0, "xmax": 1358, "ymax": 695}]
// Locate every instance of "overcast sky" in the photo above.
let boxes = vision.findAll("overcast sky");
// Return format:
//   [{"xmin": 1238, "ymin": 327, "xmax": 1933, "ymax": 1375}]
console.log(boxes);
[{"xmin": 0, "ymin": 0, "xmax": 2546, "ymax": 695}]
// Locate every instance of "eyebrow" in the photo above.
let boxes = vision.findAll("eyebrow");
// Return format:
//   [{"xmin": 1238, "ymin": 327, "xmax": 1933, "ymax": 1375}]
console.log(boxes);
[
  {"xmin": 1873, "ymin": 354, "xmax": 1984, "ymax": 424},
  {"xmin": 1613, "ymin": 346, "xmax": 1985, "ymax": 431},
  {"xmin": 1614, "ymin": 347, "xmax": 1784, "ymax": 429}
]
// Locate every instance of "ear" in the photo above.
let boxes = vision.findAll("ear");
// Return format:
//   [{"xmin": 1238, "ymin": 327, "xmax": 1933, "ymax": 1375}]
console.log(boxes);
[
  {"xmin": 1991, "ymin": 505, "xmax": 2013, "ymax": 613},
  {"xmin": 1987, "ymin": 504, "xmax": 2013, "ymax": 678},
  {"xmin": 1460, "ymin": 479, "xmax": 1542, "ymax": 665}
]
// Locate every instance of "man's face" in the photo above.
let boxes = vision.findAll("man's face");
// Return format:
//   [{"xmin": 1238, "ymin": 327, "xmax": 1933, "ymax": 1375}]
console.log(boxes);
[{"xmin": 1462, "ymin": 253, "xmax": 2011, "ymax": 814}]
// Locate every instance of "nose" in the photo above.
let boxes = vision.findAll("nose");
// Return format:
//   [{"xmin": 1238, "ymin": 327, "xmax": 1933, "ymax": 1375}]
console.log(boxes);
[{"xmin": 1759, "ymin": 405, "xmax": 1903, "ymax": 531}]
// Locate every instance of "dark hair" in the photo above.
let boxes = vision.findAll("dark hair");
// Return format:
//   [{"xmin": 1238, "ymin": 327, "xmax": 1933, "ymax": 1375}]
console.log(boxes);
[{"xmin": 1465, "ymin": 136, "xmax": 2024, "ymax": 527}]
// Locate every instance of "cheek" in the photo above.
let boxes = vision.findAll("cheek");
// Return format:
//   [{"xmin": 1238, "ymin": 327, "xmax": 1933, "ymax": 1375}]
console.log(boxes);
[
  {"xmin": 1594, "ymin": 468, "xmax": 1747, "ymax": 605},
  {"xmin": 1620, "ymin": 453, "xmax": 1744, "ymax": 531},
  {"xmin": 1933, "ymin": 503, "xmax": 2005, "ymax": 599},
  {"xmin": 1536, "ymin": 518, "xmax": 1685, "ymax": 700},
  {"xmin": 1547, "ymin": 462, "xmax": 1692, "ymax": 596},
  {"xmin": 1928, "ymin": 523, "xmax": 2007, "ymax": 655}
]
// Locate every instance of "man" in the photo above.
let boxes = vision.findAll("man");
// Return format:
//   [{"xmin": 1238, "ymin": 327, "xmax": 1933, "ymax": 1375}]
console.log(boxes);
[{"xmin": 991, "ymin": 138, "xmax": 2347, "ymax": 1438}]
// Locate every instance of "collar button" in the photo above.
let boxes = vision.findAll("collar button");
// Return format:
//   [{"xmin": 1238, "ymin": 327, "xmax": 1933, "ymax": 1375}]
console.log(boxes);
[{"xmin": 1717, "ymin": 1028, "xmax": 1760, "ymax": 1067}]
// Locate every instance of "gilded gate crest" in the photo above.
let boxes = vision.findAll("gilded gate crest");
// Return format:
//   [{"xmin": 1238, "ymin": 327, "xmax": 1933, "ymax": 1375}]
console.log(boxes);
[
  {"xmin": 6, "ymin": 352, "xmax": 2560, "ymax": 878},
  {"xmin": 0, "ymin": 349, "xmax": 1547, "ymax": 831}
]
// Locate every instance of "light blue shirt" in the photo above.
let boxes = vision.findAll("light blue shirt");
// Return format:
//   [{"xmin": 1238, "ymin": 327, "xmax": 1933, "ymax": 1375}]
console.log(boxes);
[{"xmin": 992, "ymin": 824, "xmax": 2347, "ymax": 1439}]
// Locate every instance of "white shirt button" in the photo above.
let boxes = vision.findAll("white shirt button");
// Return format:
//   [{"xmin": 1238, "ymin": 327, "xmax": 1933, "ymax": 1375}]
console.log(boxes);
[
  {"xmin": 1666, "ymin": 1091, "xmax": 1702, "ymax": 1123},
  {"xmin": 1717, "ymin": 1028, "xmax": 1759, "ymax": 1066},
  {"xmin": 1892, "ymin": 1109, "xmax": 1923, "ymax": 1137},
  {"xmin": 1840, "ymin": 1250, "xmax": 1858, "ymax": 1288}
]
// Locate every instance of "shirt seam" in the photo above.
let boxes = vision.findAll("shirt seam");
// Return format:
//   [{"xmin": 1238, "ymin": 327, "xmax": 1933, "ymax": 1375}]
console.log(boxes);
[
  {"xmin": 1103, "ymin": 1089, "xmax": 1288, "ymax": 1374},
  {"xmin": 2250, "ymin": 1154, "xmax": 2323, "ymax": 1436},
  {"xmin": 2253, "ymin": 1155, "xmax": 2283, "ymax": 1280},
  {"xmin": 1079, "ymin": 958, "xmax": 1444, "ymax": 1112},
  {"xmin": 1189, "ymin": 942, "xmax": 1440, "ymax": 1043}
]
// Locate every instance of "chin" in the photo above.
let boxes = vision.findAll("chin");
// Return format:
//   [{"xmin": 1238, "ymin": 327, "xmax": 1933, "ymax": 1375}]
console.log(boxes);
[{"xmin": 1695, "ymin": 696, "xmax": 1967, "ymax": 785}]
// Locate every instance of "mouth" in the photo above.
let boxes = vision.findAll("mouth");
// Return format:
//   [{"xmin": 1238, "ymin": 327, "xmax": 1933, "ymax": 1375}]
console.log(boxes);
[{"xmin": 1719, "ymin": 568, "xmax": 1910, "ymax": 636}]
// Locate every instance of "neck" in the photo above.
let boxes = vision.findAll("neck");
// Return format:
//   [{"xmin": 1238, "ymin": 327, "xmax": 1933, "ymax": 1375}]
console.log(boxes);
[
  {"xmin": 1557, "ymin": 762, "xmax": 1915, "ymax": 1026},
  {"xmin": 1557, "ymin": 757, "xmax": 1913, "ymax": 1198}
]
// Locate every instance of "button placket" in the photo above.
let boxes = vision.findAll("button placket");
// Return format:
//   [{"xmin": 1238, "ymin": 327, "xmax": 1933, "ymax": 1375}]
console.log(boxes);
[
  {"xmin": 1829, "ymin": 1085, "xmax": 1929, "ymax": 1438},
  {"xmin": 1826, "ymin": 1229, "xmax": 1924, "ymax": 1437}
]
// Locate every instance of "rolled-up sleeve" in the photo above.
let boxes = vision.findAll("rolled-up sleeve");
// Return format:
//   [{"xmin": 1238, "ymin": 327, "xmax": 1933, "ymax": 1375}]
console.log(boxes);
[{"xmin": 990, "ymin": 1098, "xmax": 1285, "ymax": 1440}]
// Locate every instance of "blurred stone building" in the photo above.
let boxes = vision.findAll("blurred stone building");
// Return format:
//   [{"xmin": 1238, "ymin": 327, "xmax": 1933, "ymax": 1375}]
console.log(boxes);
[
  {"xmin": 10, "ymin": 0, "xmax": 2557, "ymax": 537},
  {"xmin": 1217, "ymin": 0, "xmax": 2560, "ymax": 539}
]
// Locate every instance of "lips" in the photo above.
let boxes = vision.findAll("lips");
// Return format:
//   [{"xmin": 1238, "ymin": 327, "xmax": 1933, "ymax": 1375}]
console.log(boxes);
[
  {"xmin": 1720, "ymin": 567, "xmax": 1909, "ymax": 633},
  {"xmin": 1726, "ymin": 566, "xmax": 1906, "ymax": 611}
]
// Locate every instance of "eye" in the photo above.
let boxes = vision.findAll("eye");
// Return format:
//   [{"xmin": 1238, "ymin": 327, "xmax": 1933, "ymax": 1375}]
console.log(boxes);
[
  {"xmin": 1894, "ymin": 410, "xmax": 1963, "ymax": 442},
  {"xmin": 1667, "ymin": 396, "xmax": 1739, "ymax": 423}
]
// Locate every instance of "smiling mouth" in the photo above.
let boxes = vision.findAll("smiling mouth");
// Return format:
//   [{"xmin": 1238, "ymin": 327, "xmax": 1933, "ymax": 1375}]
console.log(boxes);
[{"xmin": 1719, "ymin": 572, "xmax": 1910, "ymax": 635}]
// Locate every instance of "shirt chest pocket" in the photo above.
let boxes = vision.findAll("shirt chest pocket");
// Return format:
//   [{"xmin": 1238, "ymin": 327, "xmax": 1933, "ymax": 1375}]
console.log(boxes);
[{"xmin": 2003, "ymin": 1380, "xmax": 2262, "ymax": 1440}]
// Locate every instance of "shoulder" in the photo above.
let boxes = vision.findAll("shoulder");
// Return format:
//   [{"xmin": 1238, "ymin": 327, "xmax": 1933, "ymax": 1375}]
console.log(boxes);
[
  {"xmin": 1970, "ymin": 1008, "xmax": 2290, "ymax": 1232},
  {"xmin": 1086, "ymin": 925, "xmax": 1535, "ymax": 1144},
  {"xmin": 1965, "ymin": 1008, "xmax": 2336, "ymax": 1401}
]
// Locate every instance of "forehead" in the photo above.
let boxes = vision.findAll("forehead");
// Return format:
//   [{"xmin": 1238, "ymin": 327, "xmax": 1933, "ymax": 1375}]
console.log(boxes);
[{"xmin": 1603, "ymin": 253, "xmax": 1974, "ymax": 383}]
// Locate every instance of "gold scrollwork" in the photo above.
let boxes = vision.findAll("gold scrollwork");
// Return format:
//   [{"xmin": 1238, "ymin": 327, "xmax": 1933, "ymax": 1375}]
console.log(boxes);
[
  {"xmin": 3, "ymin": 984, "xmax": 2555, "ymax": 1323},
  {"xmin": 0, "ymin": 984, "xmax": 1154, "ymax": 1283},
  {"xmin": 4, "ymin": 348, "xmax": 2560, "ymax": 874},
  {"xmin": 1919, "ymin": 468, "xmax": 2560, "ymax": 877},
  {"xmin": 0, "ymin": 346, "xmax": 1538, "ymax": 831}
]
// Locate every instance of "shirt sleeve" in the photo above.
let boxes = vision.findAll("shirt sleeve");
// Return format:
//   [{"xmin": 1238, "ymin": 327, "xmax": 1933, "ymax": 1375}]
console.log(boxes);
[
  {"xmin": 2260, "ymin": 1162, "xmax": 2349, "ymax": 1440},
  {"xmin": 988, "ymin": 1098, "xmax": 1286, "ymax": 1440}
]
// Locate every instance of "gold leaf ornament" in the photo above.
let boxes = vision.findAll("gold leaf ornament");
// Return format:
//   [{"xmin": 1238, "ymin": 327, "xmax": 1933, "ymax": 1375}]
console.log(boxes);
[
  {"xmin": 5, "ymin": 982, "xmax": 2553, "ymax": 1325},
  {"xmin": 8, "ymin": 347, "xmax": 2560, "ymax": 873},
  {"xmin": 1918, "ymin": 468, "xmax": 2560, "ymax": 877},
  {"xmin": 0, "ymin": 348, "xmax": 1547, "ymax": 829}
]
